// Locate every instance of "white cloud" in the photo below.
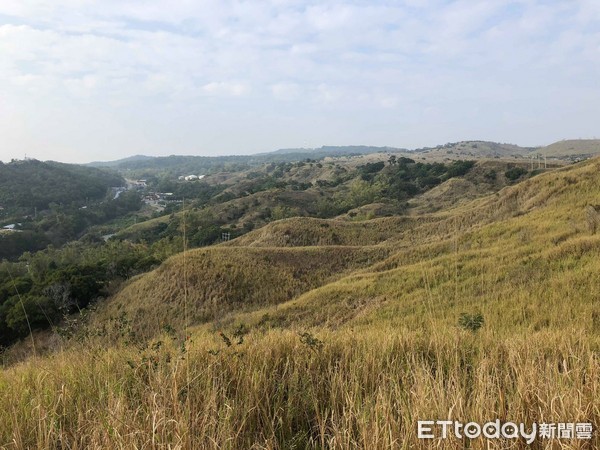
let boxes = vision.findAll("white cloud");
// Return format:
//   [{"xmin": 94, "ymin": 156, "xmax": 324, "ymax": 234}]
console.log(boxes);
[
  {"xmin": 202, "ymin": 81, "xmax": 249, "ymax": 97},
  {"xmin": 271, "ymin": 82, "xmax": 300, "ymax": 100},
  {"xmin": 0, "ymin": 0, "xmax": 599, "ymax": 162}
]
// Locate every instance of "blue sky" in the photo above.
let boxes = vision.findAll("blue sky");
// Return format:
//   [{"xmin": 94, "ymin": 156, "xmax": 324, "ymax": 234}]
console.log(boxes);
[{"xmin": 0, "ymin": 0, "xmax": 599, "ymax": 163}]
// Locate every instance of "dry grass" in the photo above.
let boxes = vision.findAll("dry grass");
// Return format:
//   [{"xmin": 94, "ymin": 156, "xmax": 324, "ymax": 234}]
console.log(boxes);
[
  {"xmin": 225, "ymin": 216, "xmax": 411, "ymax": 248},
  {"xmin": 537, "ymin": 139, "xmax": 600, "ymax": 158},
  {"xmin": 2, "ymin": 158, "xmax": 600, "ymax": 448},
  {"xmin": 1, "ymin": 329, "xmax": 598, "ymax": 449},
  {"xmin": 94, "ymin": 245, "xmax": 391, "ymax": 340}
]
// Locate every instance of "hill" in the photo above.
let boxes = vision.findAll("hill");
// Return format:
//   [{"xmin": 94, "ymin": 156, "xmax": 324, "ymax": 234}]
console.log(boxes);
[
  {"xmin": 406, "ymin": 159, "xmax": 534, "ymax": 213},
  {"xmin": 2, "ymin": 157, "xmax": 600, "ymax": 448},
  {"xmin": 94, "ymin": 245, "xmax": 391, "ymax": 339},
  {"xmin": 116, "ymin": 157, "xmax": 526, "ymax": 246},
  {"xmin": 86, "ymin": 154, "xmax": 155, "ymax": 168},
  {"xmin": 96, "ymin": 157, "xmax": 600, "ymax": 337},
  {"xmin": 224, "ymin": 216, "xmax": 410, "ymax": 247},
  {"xmin": 86, "ymin": 141, "xmax": 542, "ymax": 177},
  {"xmin": 270, "ymin": 145, "xmax": 407, "ymax": 155},
  {"xmin": 535, "ymin": 139, "xmax": 600, "ymax": 159},
  {"xmin": 0, "ymin": 160, "xmax": 138, "ymax": 260},
  {"xmin": 86, "ymin": 147, "xmax": 402, "ymax": 176},
  {"xmin": 0, "ymin": 159, "xmax": 123, "ymax": 211},
  {"xmin": 414, "ymin": 140, "xmax": 537, "ymax": 159},
  {"xmin": 237, "ymin": 158, "xmax": 600, "ymax": 331}
]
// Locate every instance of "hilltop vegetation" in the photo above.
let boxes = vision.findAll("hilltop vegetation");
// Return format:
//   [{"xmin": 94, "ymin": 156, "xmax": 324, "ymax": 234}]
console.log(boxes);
[
  {"xmin": 0, "ymin": 160, "xmax": 137, "ymax": 260},
  {"xmin": 0, "ymin": 160, "xmax": 123, "ymax": 211},
  {"xmin": 117, "ymin": 157, "xmax": 492, "ymax": 245}
]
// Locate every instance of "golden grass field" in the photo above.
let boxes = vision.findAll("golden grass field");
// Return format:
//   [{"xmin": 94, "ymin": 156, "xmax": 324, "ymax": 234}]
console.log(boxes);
[{"xmin": 1, "ymin": 158, "xmax": 599, "ymax": 448}]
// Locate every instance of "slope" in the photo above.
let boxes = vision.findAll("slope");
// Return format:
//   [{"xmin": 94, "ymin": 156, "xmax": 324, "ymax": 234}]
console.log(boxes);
[
  {"xmin": 0, "ymin": 159, "xmax": 124, "ymax": 211},
  {"xmin": 97, "ymin": 157, "xmax": 600, "ymax": 340},
  {"xmin": 221, "ymin": 157, "xmax": 600, "ymax": 333},
  {"xmin": 413, "ymin": 140, "xmax": 536, "ymax": 159},
  {"xmin": 536, "ymin": 139, "xmax": 600, "ymax": 159},
  {"xmin": 2, "ymin": 158, "xmax": 600, "ymax": 449},
  {"xmin": 224, "ymin": 216, "xmax": 415, "ymax": 247},
  {"xmin": 95, "ymin": 245, "xmax": 391, "ymax": 339}
]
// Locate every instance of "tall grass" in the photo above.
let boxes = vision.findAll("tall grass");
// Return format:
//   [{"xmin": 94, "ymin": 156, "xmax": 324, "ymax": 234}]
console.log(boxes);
[
  {"xmin": 94, "ymin": 245, "xmax": 391, "ymax": 340},
  {"xmin": 0, "ymin": 329, "xmax": 598, "ymax": 449}
]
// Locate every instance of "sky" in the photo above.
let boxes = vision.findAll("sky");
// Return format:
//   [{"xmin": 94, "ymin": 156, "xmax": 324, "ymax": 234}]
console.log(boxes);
[{"xmin": 0, "ymin": 0, "xmax": 599, "ymax": 163}]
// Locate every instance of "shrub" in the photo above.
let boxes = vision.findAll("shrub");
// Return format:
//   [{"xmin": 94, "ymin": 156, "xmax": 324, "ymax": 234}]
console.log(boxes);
[
  {"xmin": 483, "ymin": 169, "xmax": 497, "ymax": 181},
  {"xmin": 445, "ymin": 160, "xmax": 475, "ymax": 178},
  {"xmin": 505, "ymin": 167, "xmax": 527, "ymax": 181},
  {"xmin": 458, "ymin": 313, "xmax": 484, "ymax": 332}
]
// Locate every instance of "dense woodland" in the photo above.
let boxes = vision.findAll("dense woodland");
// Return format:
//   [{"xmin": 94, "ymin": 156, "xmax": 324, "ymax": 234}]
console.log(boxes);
[
  {"xmin": 0, "ymin": 160, "xmax": 140, "ymax": 259},
  {"xmin": 0, "ymin": 160, "xmax": 123, "ymax": 210}
]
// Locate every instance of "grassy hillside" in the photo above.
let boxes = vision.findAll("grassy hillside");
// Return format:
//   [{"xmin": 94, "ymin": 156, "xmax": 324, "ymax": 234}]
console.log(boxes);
[
  {"xmin": 413, "ymin": 140, "xmax": 536, "ymax": 159},
  {"xmin": 95, "ymin": 245, "xmax": 391, "ymax": 339},
  {"xmin": 2, "ymin": 329, "xmax": 596, "ymax": 449},
  {"xmin": 225, "ymin": 216, "xmax": 411, "ymax": 247},
  {"xmin": 116, "ymin": 157, "xmax": 523, "ymax": 246},
  {"xmin": 101, "ymin": 157, "xmax": 600, "ymax": 338},
  {"xmin": 1, "ymin": 158, "xmax": 600, "ymax": 448},
  {"xmin": 407, "ymin": 159, "xmax": 533, "ymax": 213},
  {"xmin": 536, "ymin": 139, "xmax": 600, "ymax": 159},
  {"xmin": 195, "ymin": 158, "xmax": 600, "ymax": 334}
]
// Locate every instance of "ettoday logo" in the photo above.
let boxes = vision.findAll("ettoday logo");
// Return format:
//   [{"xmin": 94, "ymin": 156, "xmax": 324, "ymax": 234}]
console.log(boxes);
[{"xmin": 417, "ymin": 420, "xmax": 593, "ymax": 444}]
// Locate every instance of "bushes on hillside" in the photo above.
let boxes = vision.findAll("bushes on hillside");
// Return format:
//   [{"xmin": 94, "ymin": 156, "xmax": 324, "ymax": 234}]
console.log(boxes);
[
  {"xmin": 0, "ymin": 242, "xmax": 162, "ymax": 346},
  {"xmin": 505, "ymin": 167, "xmax": 528, "ymax": 181}
]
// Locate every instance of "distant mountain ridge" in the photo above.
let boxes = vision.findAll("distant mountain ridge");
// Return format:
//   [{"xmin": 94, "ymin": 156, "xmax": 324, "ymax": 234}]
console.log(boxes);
[
  {"xmin": 534, "ymin": 139, "xmax": 600, "ymax": 159},
  {"xmin": 85, "ymin": 146, "xmax": 412, "ymax": 176},
  {"xmin": 85, "ymin": 139, "xmax": 600, "ymax": 171},
  {"xmin": 86, "ymin": 154, "xmax": 156, "ymax": 168},
  {"xmin": 413, "ymin": 140, "xmax": 537, "ymax": 158},
  {"xmin": 88, "ymin": 146, "xmax": 408, "ymax": 166},
  {"xmin": 269, "ymin": 145, "xmax": 407, "ymax": 155}
]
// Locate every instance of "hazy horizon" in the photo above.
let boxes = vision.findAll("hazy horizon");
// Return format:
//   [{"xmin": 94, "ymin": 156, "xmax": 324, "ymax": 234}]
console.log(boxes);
[
  {"xmin": 1, "ymin": 0, "xmax": 599, "ymax": 164},
  {"xmin": 4, "ymin": 137, "xmax": 595, "ymax": 165}
]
